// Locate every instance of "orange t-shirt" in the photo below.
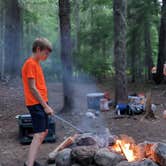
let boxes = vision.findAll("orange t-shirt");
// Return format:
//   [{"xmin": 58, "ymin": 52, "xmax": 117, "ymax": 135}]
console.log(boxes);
[{"xmin": 21, "ymin": 57, "xmax": 48, "ymax": 106}]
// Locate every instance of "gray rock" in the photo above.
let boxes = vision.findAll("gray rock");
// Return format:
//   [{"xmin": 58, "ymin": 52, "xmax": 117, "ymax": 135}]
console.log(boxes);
[
  {"xmin": 117, "ymin": 159, "xmax": 159, "ymax": 166},
  {"xmin": 151, "ymin": 142, "xmax": 166, "ymax": 166},
  {"xmin": 71, "ymin": 164, "xmax": 81, "ymax": 166},
  {"xmin": 94, "ymin": 148, "xmax": 125, "ymax": 166},
  {"xmin": 75, "ymin": 133, "xmax": 98, "ymax": 146},
  {"xmin": 108, "ymin": 135, "xmax": 117, "ymax": 146},
  {"xmin": 55, "ymin": 148, "xmax": 72, "ymax": 166},
  {"xmin": 71, "ymin": 145, "xmax": 98, "ymax": 166},
  {"xmin": 75, "ymin": 132, "xmax": 116, "ymax": 148}
]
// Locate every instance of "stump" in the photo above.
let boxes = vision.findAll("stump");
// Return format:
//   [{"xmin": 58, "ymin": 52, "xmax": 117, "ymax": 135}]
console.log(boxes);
[{"xmin": 142, "ymin": 90, "xmax": 156, "ymax": 120}]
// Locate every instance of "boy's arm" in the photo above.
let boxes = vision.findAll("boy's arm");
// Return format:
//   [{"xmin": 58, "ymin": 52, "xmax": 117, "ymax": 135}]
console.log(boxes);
[{"xmin": 28, "ymin": 78, "xmax": 54, "ymax": 115}]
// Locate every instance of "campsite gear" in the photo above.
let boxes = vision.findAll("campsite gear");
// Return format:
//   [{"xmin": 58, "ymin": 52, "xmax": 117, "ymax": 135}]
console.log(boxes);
[
  {"xmin": 87, "ymin": 93, "xmax": 104, "ymax": 110},
  {"xmin": 115, "ymin": 104, "xmax": 130, "ymax": 115},
  {"xmin": 151, "ymin": 104, "xmax": 157, "ymax": 113},
  {"xmin": 100, "ymin": 98, "xmax": 109, "ymax": 111},
  {"xmin": 128, "ymin": 96, "xmax": 146, "ymax": 105},
  {"xmin": 85, "ymin": 112, "xmax": 96, "ymax": 119},
  {"xmin": 128, "ymin": 103, "xmax": 144, "ymax": 115},
  {"xmin": 128, "ymin": 95, "xmax": 145, "ymax": 115},
  {"xmin": 52, "ymin": 114, "xmax": 84, "ymax": 134},
  {"xmin": 17, "ymin": 114, "xmax": 56, "ymax": 144}
]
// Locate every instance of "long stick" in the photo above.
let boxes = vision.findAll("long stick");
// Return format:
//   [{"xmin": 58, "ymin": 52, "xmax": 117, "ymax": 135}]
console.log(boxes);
[{"xmin": 52, "ymin": 114, "xmax": 84, "ymax": 133}]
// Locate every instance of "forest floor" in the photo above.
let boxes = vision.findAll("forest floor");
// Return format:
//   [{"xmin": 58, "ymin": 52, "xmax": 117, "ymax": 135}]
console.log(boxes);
[{"xmin": 0, "ymin": 79, "xmax": 166, "ymax": 166}]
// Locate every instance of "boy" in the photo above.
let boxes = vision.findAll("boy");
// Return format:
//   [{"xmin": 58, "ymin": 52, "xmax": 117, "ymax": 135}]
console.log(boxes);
[{"xmin": 22, "ymin": 37, "xmax": 54, "ymax": 166}]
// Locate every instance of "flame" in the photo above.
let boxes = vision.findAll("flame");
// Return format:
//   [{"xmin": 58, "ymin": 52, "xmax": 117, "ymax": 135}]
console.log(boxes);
[{"xmin": 111, "ymin": 139, "xmax": 136, "ymax": 162}]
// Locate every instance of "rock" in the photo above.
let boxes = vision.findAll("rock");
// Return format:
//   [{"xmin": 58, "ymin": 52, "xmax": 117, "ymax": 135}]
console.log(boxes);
[
  {"xmin": 71, "ymin": 145, "xmax": 98, "ymax": 166},
  {"xmin": 108, "ymin": 135, "xmax": 117, "ymax": 146},
  {"xmin": 94, "ymin": 148, "xmax": 125, "ymax": 166},
  {"xmin": 117, "ymin": 159, "xmax": 159, "ymax": 166},
  {"xmin": 55, "ymin": 148, "xmax": 72, "ymax": 166},
  {"xmin": 75, "ymin": 133, "xmax": 98, "ymax": 146},
  {"xmin": 136, "ymin": 141, "xmax": 156, "ymax": 160},
  {"xmin": 71, "ymin": 164, "xmax": 81, "ymax": 166},
  {"xmin": 48, "ymin": 151, "xmax": 58, "ymax": 162},
  {"xmin": 85, "ymin": 112, "xmax": 96, "ymax": 119},
  {"xmin": 75, "ymin": 130, "xmax": 116, "ymax": 148},
  {"xmin": 151, "ymin": 142, "xmax": 166, "ymax": 166}
]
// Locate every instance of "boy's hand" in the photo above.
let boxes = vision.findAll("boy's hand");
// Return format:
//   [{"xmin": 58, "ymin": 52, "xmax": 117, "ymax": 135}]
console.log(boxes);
[{"xmin": 44, "ymin": 105, "xmax": 54, "ymax": 115}]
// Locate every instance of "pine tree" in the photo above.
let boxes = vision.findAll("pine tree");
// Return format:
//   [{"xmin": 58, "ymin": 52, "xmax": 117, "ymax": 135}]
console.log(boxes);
[{"xmin": 114, "ymin": 0, "xmax": 128, "ymax": 104}]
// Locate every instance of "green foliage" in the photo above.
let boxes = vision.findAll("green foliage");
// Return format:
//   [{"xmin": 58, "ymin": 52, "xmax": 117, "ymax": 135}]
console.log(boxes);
[
  {"xmin": 127, "ymin": 0, "xmax": 160, "ymax": 80},
  {"xmin": 15, "ymin": 0, "xmax": 161, "ymax": 81},
  {"xmin": 71, "ymin": 0, "xmax": 113, "ymax": 79}
]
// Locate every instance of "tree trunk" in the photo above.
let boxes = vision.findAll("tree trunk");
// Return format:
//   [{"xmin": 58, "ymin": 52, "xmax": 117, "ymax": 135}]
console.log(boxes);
[
  {"xmin": 144, "ymin": 21, "xmax": 153, "ymax": 80},
  {"xmin": 4, "ymin": 0, "xmax": 22, "ymax": 77},
  {"xmin": 59, "ymin": 0, "xmax": 73, "ymax": 110},
  {"xmin": 130, "ymin": 30, "xmax": 137, "ymax": 83},
  {"xmin": 0, "ymin": 5, "xmax": 6, "ymax": 80},
  {"xmin": 156, "ymin": 0, "xmax": 166, "ymax": 83},
  {"xmin": 73, "ymin": 0, "xmax": 80, "ymax": 52},
  {"xmin": 143, "ymin": 90, "xmax": 156, "ymax": 120},
  {"xmin": 113, "ymin": 0, "xmax": 128, "ymax": 104}
]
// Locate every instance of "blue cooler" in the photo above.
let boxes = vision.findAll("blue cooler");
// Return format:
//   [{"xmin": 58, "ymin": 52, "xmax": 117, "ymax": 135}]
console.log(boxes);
[{"xmin": 87, "ymin": 93, "xmax": 104, "ymax": 110}]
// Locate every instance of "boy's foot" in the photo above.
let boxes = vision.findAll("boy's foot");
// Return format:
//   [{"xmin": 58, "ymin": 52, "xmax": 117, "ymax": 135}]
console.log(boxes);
[
  {"xmin": 34, "ymin": 161, "xmax": 42, "ymax": 166},
  {"xmin": 24, "ymin": 161, "xmax": 42, "ymax": 166}
]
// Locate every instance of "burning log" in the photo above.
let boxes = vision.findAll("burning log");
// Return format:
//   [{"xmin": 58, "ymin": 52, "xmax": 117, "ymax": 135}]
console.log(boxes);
[
  {"xmin": 48, "ymin": 134, "xmax": 78, "ymax": 161},
  {"xmin": 110, "ymin": 135, "xmax": 138, "ymax": 162}
]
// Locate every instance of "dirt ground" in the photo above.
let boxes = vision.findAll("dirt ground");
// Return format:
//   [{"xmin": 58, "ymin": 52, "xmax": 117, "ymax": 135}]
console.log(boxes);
[{"xmin": 0, "ymin": 79, "xmax": 166, "ymax": 166}]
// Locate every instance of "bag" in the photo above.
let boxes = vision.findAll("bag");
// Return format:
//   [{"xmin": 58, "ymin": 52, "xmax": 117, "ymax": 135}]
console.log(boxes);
[{"xmin": 116, "ymin": 104, "xmax": 130, "ymax": 115}]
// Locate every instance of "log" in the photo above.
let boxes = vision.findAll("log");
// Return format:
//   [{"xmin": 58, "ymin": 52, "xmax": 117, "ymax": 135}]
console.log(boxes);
[{"xmin": 48, "ymin": 134, "xmax": 78, "ymax": 161}]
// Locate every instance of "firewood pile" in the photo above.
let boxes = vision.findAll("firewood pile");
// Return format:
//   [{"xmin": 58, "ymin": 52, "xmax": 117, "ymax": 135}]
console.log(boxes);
[{"xmin": 47, "ymin": 131, "xmax": 166, "ymax": 166}]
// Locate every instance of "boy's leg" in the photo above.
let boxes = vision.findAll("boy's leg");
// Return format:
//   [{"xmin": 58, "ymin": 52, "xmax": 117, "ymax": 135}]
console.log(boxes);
[
  {"xmin": 27, "ymin": 130, "xmax": 48, "ymax": 166},
  {"xmin": 26, "ymin": 104, "xmax": 49, "ymax": 166}
]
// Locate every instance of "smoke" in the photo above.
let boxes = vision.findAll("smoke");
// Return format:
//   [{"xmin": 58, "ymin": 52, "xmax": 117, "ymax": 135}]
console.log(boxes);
[{"xmin": 65, "ymin": 72, "xmax": 109, "ymax": 135}]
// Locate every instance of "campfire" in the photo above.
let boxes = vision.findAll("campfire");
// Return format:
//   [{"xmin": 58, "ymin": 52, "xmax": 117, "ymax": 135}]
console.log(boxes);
[
  {"xmin": 48, "ymin": 132, "xmax": 166, "ymax": 166},
  {"xmin": 110, "ymin": 135, "xmax": 137, "ymax": 162}
]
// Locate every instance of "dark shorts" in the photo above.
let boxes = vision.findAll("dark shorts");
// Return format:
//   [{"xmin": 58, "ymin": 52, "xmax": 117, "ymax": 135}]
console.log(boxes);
[{"xmin": 27, "ymin": 104, "xmax": 49, "ymax": 133}]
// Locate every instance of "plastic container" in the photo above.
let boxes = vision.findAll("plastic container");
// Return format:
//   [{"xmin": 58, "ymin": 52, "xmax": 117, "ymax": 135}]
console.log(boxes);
[
  {"xmin": 100, "ymin": 98, "xmax": 109, "ymax": 111},
  {"xmin": 87, "ymin": 93, "xmax": 104, "ymax": 110}
]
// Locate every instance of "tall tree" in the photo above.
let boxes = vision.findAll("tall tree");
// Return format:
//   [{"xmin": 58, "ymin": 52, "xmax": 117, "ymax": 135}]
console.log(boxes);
[
  {"xmin": 73, "ymin": 0, "xmax": 80, "ymax": 52},
  {"xmin": 144, "ymin": 21, "xmax": 153, "ymax": 80},
  {"xmin": 0, "ymin": 1, "xmax": 6, "ymax": 80},
  {"xmin": 59, "ymin": 0, "xmax": 73, "ymax": 110},
  {"xmin": 114, "ymin": 0, "xmax": 128, "ymax": 104},
  {"xmin": 4, "ymin": 0, "xmax": 22, "ymax": 77},
  {"xmin": 156, "ymin": 0, "xmax": 166, "ymax": 83}
]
